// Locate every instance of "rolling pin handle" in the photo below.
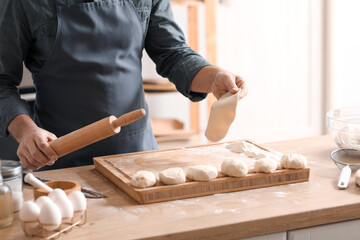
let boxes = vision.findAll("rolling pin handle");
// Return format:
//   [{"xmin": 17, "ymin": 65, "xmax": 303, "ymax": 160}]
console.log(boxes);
[{"xmin": 110, "ymin": 109, "xmax": 146, "ymax": 130}]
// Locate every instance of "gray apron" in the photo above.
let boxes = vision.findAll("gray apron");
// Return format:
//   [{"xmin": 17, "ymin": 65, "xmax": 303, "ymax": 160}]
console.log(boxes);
[{"xmin": 33, "ymin": 0, "xmax": 157, "ymax": 170}]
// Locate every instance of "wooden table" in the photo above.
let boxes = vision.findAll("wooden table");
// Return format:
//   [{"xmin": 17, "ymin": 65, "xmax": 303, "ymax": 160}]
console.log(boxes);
[{"xmin": 2, "ymin": 135, "xmax": 360, "ymax": 240}]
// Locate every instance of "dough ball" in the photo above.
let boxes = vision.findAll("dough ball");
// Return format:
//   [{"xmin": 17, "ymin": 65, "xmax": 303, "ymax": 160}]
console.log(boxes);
[
  {"xmin": 130, "ymin": 171, "xmax": 156, "ymax": 188},
  {"xmin": 254, "ymin": 158, "xmax": 278, "ymax": 173},
  {"xmin": 227, "ymin": 140, "xmax": 247, "ymax": 153},
  {"xmin": 280, "ymin": 154, "xmax": 307, "ymax": 169},
  {"xmin": 221, "ymin": 158, "xmax": 248, "ymax": 177},
  {"xmin": 186, "ymin": 165, "xmax": 218, "ymax": 181},
  {"xmin": 255, "ymin": 152, "xmax": 267, "ymax": 160},
  {"xmin": 227, "ymin": 140, "xmax": 262, "ymax": 158},
  {"xmin": 355, "ymin": 169, "xmax": 360, "ymax": 187},
  {"xmin": 159, "ymin": 167, "xmax": 186, "ymax": 185},
  {"xmin": 257, "ymin": 153, "xmax": 282, "ymax": 170}
]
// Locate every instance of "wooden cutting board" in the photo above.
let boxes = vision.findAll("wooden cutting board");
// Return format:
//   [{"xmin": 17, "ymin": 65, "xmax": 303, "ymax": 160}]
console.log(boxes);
[{"xmin": 94, "ymin": 141, "xmax": 310, "ymax": 204}]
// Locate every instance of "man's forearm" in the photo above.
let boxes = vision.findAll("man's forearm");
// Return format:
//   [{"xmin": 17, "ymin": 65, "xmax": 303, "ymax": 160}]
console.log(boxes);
[{"xmin": 190, "ymin": 65, "xmax": 219, "ymax": 93}]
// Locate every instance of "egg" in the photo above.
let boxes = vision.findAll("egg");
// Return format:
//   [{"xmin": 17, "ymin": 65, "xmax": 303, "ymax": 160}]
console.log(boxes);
[
  {"xmin": 39, "ymin": 201, "xmax": 62, "ymax": 231},
  {"xmin": 48, "ymin": 188, "xmax": 74, "ymax": 219},
  {"xmin": 68, "ymin": 191, "xmax": 87, "ymax": 212},
  {"xmin": 48, "ymin": 188, "xmax": 67, "ymax": 202},
  {"xmin": 35, "ymin": 196, "xmax": 53, "ymax": 209},
  {"xmin": 54, "ymin": 197, "xmax": 74, "ymax": 220},
  {"xmin": 19, "ymin": 201, "xmax": 40, "ymax": 229}
]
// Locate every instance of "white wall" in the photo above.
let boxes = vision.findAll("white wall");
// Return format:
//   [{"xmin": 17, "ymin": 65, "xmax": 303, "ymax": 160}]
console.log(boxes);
[
  {"xmin": 215, "ymin": 0, "xmax": 324, "ymax": 142},
  {"xmin": 327, "ymin": 0, "xmax": 360, "ymax": 110}
]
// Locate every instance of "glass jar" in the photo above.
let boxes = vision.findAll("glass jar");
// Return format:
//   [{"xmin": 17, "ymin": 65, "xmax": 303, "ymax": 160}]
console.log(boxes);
[
  {"xmin": 1, "ymin": 160, "xmax": 23, "ymax": 212},
  {"xmin": 0, "ymin": 160, "xmax": 13, "ymax": 228}
]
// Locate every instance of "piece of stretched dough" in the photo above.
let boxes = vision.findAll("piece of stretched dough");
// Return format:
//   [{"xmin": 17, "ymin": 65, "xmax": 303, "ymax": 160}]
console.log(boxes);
[
  {"xmin": 254, "ymin": 158, "xmax": 278, "ymax": 173},
  {"xmin": 186, "ymin": 165, "xmax": 218, "ymax": 181},
  {"xmin": 280, "ymin": 154, "xmax": 307, "ymax": 169},
  {"xmin": 205, "ymin": 92, "xmax": 239, "ymax": 142},
  {"xmin": 159, "ymin": 167, "xmax": 186, "ymax": 185},
  {"xmin": 221, "ymin": 158, "xmax": 248, "ymax": 177},
  {"xmin": 130, "ymin": 171, "xmax": 156, "ymax": 188}
]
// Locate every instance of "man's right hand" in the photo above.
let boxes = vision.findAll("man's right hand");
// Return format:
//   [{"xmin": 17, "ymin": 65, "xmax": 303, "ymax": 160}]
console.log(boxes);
[{"xmin": 7, "ymin": 114, "xmax": 58, "ymax": 170}]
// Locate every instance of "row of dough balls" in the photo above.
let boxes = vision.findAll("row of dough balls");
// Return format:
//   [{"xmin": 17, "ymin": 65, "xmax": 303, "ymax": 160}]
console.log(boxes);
[
  {"xmin": 130, "ymin": 165, "xmax": 218, "ymax": 189},
  {"xmin": 130, "ymin": 153, "xmax": 307, "ymax": 189},
  {"xmin": 226, "ymin": 153, "xmax": 307, "ymax": 175}
]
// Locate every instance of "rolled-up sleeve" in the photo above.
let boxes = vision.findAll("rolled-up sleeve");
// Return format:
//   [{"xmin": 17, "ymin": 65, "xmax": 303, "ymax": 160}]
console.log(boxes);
[
  {"xmin": 0, "ymin": 0, "xmax": 31, "ymax": 137},
  {"xmin": 144, "ymin": 0, "xmax": 211, "ymax": 102}
]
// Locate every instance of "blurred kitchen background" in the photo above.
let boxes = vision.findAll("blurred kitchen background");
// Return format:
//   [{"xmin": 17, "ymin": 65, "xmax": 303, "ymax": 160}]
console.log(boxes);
[{"xmin": 2, "ymin": 0, "xmax": 359, "ymax": 159}]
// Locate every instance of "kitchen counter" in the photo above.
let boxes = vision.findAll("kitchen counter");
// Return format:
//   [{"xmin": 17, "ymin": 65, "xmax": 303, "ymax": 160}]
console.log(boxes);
[{"xmin": 2, "ymin": 135, "xmax": 360, "ymax": 240}]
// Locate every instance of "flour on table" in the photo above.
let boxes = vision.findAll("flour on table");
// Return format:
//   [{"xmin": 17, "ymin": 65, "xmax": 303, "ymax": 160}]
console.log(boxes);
[
  {"xmin": 254, "ymin": 158, "xmax": 278, "ymax": 173},
  {"xmin": 186, "ymin": 165, "xmax": 218, "ymax": 181},
  {"xmin": 130, "ymin": 171, "xmax": 156, "ymax": 188},
  {"xmin": 221, "ymin": 158, "xmax": 248, "ymax": 177},
  {"xmin": 280, "ymin": 154, "xmax": 307, "ymax": 169},
  {"xmin": 159, "ymin": 167, "xmax": 186, "ymax": 185}
]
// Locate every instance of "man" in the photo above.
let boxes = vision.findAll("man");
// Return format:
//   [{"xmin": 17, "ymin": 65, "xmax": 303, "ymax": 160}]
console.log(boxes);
[{"xmin": 0, "ymin": 0, "xmax": 247, "ymax": 170}]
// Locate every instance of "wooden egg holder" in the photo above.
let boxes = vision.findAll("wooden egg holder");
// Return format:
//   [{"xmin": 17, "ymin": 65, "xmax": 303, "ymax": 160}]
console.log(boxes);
[{"xmin": 20, "ymin": 209, "xmax": 87, "ymax": 239}]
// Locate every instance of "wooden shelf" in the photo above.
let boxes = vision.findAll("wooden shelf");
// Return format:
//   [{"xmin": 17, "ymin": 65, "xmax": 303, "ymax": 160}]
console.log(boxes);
[
  {"xmin": 143, "ymin": 81, "xmax": 176, "ymax": 92},
  {"xmin": 155, "ymin": 130, "xmax": 197, "ymax": 142},
  {"xmin": 150, "ymin": 118, "xmax": 197, "ymax": 142},
  {"xmin": 170, "ymin": 0, "xmax": 204, "ymax": 6}
]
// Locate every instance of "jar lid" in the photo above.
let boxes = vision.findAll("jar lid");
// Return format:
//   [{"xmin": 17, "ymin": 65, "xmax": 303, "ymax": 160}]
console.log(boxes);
[{"xmin": 1, "ymin": 160, "xmax": 22, "ymax": 178}]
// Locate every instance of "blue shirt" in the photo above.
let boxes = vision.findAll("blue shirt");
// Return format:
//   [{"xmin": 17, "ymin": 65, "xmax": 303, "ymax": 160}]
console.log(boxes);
[{"xmin": 0, "ymin": 0, "xmax": 210, "ymax": 137}]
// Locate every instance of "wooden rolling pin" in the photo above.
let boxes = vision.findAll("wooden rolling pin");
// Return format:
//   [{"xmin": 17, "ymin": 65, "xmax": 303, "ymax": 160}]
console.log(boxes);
[{"xmin": 49, "ymin": 109, "xmax": 146, "ymax": 157}]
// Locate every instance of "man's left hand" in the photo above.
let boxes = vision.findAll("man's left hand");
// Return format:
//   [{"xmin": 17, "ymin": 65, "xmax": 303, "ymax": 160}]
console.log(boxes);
[{"xmin": 211, "ymin": 70, "xmax": 248, "ymax": 100}]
